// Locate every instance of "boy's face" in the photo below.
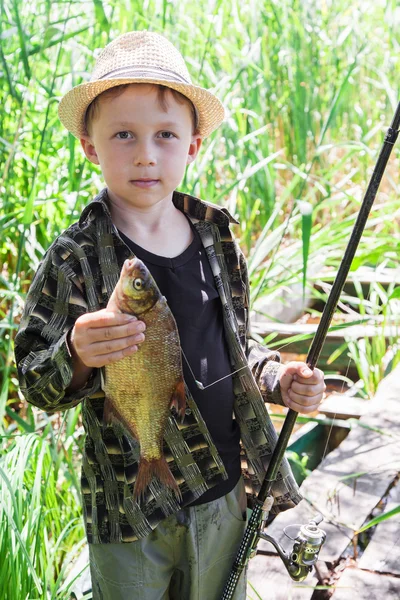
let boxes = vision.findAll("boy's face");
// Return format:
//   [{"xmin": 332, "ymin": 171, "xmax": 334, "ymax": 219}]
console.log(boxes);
[{"xmin": 80, "ymin": 84, "xmax": 202, "ymax": 212}]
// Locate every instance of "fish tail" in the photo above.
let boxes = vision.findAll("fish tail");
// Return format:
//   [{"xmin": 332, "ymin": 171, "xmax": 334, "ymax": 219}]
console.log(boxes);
[{"xmin": 134, "ymin": 457, "xmax": 182, "ymax": 501}]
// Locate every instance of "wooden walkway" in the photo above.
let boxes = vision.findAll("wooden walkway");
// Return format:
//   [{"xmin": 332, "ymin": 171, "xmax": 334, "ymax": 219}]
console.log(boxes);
[{"xmin": 246, "ymin": 365, "xmax": 400, "ymax": 600}]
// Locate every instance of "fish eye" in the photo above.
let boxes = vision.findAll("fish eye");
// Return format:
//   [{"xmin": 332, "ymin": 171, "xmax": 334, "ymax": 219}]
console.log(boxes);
[{"xmin": 133, "ymin": 278, "xmax": 143, "ymax": 290}]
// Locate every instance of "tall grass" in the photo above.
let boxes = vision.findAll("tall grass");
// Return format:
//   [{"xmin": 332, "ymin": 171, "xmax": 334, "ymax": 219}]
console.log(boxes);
[
  {"xmin": 344, "ymin": 282, "xmax": 400, "ymax": 397},
  {"xmin": 1, "ymin": 0, "xmax": 399, "ymax": 597},
  {"xmin": 0, "ymin": 409, "xmax": 86, "ymax": 598}
]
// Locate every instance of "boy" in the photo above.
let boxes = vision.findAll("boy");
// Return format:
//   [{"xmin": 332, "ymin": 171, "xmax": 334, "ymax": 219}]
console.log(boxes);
[{"xmin": 15, "ymin": 31, "xmax": 325, "ymax": 600}]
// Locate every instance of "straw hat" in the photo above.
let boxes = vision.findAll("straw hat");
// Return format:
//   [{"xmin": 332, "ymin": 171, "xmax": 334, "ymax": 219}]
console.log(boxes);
[{"xmin": 58, "ymin": 30, "xmax": 225, "ymax": 140}]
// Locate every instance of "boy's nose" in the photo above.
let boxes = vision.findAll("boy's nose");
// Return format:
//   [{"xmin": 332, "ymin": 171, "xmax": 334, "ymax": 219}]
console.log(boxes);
[{"xmin": 133, "ymin": 143, "xmax": 156, "ymax": 166}]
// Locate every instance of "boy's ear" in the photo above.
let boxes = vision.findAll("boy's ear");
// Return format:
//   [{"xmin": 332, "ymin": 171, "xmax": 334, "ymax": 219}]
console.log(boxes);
[
  {"xmin": 186, "ymin": 134, "xmax": 202, "ymax": 165},
  {"xmin": 80, "ymin": 136, "xmax": 100, "ymax": 165}
]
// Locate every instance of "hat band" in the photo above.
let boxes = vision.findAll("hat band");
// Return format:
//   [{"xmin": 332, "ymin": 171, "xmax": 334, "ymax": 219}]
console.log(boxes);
[{"xmin": 96, "ymin": 65, "xmax": 191, "ymax": 85}]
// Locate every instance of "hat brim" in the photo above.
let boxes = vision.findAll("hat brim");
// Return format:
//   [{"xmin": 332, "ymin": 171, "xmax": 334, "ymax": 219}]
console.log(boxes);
[{"xmin": 58, "ymin": 78, "xmax": 225, "ymax": 140}]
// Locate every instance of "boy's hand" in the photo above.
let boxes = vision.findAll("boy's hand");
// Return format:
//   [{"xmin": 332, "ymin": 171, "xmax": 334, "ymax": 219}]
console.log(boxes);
[
  {"xmin": 69, "ymin": 309, "xmax": 146, "ymax": 368},
  {"xmin": 279, "ymin": 362, "xmax": 326, "ymax": 414}
]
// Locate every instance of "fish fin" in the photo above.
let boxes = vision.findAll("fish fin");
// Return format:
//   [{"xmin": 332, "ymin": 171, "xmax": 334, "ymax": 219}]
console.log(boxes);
[
  {"xmin": 170, "ymin": 379, "xmax": 186, "ymax": 423},
  {"xmin": 100, "ymin": 367, "xmax": 106, "ymax": 392},
  {"xmin": 103, "ymin": 398, "xmax": 118, "ymax": 427},
  {"xmin": 103, "ymin": 397, "xmax": 138, "ymax": 439},
  {"xmin": 134, "ymin": 457, "xmax": 182, "ymax": 502}
]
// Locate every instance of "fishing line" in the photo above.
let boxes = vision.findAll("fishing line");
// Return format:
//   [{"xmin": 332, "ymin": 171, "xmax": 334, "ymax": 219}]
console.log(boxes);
[
  {"xmin": 180, "ymin": 347, "xmax": 249, "ymax": 390},
  {"xmin": 273, "ymin": 328, "xmax": 353, "ymax": 463},
  {"xmin": 322, "ymin": 275, "xmax": 393, "ymax": 467},
  {"xmin": 273, "ymin": 255, "xmax": 377, "ymax": 464},
  {"xmin": 321, "ymin": 267, "xmax": 379, "ymax": 465},
  {"xmin": 319, "ymin": 356, "xmax": 352, "ymax": 464}
]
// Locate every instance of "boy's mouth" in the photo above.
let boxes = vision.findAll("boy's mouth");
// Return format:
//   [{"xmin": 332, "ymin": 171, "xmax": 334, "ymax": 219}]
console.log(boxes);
[{"xmin": 130, "ymin": 179, "xmax": 159, "ymax": 188}]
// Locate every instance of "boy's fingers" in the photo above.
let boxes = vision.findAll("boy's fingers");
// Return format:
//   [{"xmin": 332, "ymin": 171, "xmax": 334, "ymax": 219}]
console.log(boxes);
[
  {"xmin": 288, "ymin": 388, "xmax": 322, "ymax": 404},
  {"xmin": 78, "ymin": 310, "xmax": 137, "ymax": 329},
  {"xmin": 89, "ymin": 345, "xmax": 139, "ymax": 368},
  {"xmin": 280, "ymin": 363, "xmax": 317, "ymax": 388},
  {"xmin": 92, "ymin": 333, "xmax": 145, "ymax": 355},
  {"xmin": 291, "ymin": 380, "xmax": 326, "ymax": 397},
  {"xmin": 284, "ymin": 395, "xmax": 322, "ymax": 414},
  {"xmin": 294, "ymin": 368, "xmax": 324, "ymax": 385},
  {"xmin": 88, "ymin": 320, "xmax": 146, "ymax": 343},
  {"xmin": 282, "ymin": 361, "xmax": 313, "ymax": 378},
  {"xmin": 71, "ymin": 313, "xmax": 146, "ymax": 365}
]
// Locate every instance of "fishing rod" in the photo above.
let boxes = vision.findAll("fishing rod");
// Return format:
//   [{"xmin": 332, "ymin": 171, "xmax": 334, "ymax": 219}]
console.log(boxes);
[{"xmin": 220, "ymin": 101, "xmax": 400, "ymax": 599}]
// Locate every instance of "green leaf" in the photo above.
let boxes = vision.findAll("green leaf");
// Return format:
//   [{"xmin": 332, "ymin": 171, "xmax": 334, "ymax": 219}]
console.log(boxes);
[
  {"xmin": 5, "ymin": 406, "xmax": 34, "ymax": 433},
  {"xmin": 0, "ymin": 465, "xmax": 43, "ymax": 594},
  {"xmin": 388, "ymin": 287, "xmax": 400, "ymax": 301},
  {"xmin": 356, "ymin": 504, "xmax": 400, "ymax": 533},
  {"xmin": 298, "ymin": 200, "xmax": 313, "ymax": 302},
  {"xmin": 93, "ymin": 0, "xmax": 110, "ymax": 33},
  {"xmin": 43, "ymin": 26, "xmax": 61, "ymax": 47}
]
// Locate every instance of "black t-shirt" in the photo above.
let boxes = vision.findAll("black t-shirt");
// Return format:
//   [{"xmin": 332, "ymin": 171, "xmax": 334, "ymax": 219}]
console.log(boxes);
[{"xmin": 118, "ymin": 219, "xmax": 241, "ymax": 504}]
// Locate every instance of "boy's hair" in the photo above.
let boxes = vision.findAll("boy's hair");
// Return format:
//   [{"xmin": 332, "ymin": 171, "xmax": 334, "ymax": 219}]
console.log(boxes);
[{"xmin": 84, "ymin": 83, "xmax": 200, "ymax": 137}]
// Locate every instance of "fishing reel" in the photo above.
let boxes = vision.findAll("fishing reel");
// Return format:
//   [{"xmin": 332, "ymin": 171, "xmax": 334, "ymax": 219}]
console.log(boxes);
[{"xmin": 258, "ymin": 514, "xmax": 326, "ymax": 581}]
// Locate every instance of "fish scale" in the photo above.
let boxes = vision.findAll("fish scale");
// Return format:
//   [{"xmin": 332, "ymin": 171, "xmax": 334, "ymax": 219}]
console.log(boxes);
[{"xmin": 103, "ymin": 257, "xmax": 186, "ymax": 501}]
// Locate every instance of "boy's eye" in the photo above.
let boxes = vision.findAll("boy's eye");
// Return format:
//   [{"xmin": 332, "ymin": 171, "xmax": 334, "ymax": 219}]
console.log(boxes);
[
  {"xmin": 159, "ymin": 131, "xmax": 175, "ymax": 139},
  {"xmin": 116, "ymin": 131, "xmax": 132, "ymax": 139},
  {"xmin": 115, "ymin": 131, "xmax": 176, "ymax": 140}
]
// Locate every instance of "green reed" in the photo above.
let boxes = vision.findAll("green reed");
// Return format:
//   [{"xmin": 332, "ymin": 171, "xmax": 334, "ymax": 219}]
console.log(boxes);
[{"xmin": 0, "ymin": 410, "xmax": 85, "ymax": 598}]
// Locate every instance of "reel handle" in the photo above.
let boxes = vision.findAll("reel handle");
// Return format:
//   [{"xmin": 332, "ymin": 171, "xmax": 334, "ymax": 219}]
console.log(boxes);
[{"xmin": 259, "ymin": 515, "xmax": 326, "ymax": 582}]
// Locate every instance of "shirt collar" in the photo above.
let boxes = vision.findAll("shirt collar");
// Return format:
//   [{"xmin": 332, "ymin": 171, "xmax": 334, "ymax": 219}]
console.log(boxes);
[{"xmin": 78, "ymin": 187, "xmax": 239, "ymax": 228}]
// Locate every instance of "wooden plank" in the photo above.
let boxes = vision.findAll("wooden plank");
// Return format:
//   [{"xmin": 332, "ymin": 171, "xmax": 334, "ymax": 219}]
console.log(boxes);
[
  {"xmin": 358, "ymin": 481, "xmax": 400, "ymax": 575},
  {"xmin": 315, "ymin": 266, "xmax": 399, "ymax": 286},
  {"xmin": 248, "ymin": 320, "xmax": 361, "ymax": 374},
  {"xmin": 246, "ymin": 554, "xmax": 317, "ymax": 600},
  {"xmin": 318, "ymin": 394, "xmax": 377, "ymax": 420},
  {"xmin": 262, "ymin": 427, "xmax": 399, "ymax": 561},
  {"xmin": 330, "ymin": 567, "xmax": 400, "ymax": 599},
  {"xmin": 260, "ymin": 365, "xmax": 400, "ymax": 563},
  {"xmin": 251, "ymin": 320, "xmax": 398, "ymax": 340},
  {"xmin": 250, "ymin": 320, "xmax": 398, "ymax": 376}
]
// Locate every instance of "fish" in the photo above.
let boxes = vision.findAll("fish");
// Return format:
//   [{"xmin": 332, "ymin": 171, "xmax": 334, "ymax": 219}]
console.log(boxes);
[{"xmin": 103, "ymin": 257, "xmax": 186, "ymax": 501}]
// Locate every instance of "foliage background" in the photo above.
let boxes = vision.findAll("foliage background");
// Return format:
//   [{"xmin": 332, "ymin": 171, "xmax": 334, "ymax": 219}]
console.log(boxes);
[{"xmin": 0, "ymin": 0, "xmax": 399, "ymax": 598}]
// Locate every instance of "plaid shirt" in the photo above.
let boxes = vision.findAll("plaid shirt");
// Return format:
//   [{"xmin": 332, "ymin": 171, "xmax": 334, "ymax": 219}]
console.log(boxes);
[{"xmin": 15, "ymin": 188, "xmax": 302, "ymax": 543}]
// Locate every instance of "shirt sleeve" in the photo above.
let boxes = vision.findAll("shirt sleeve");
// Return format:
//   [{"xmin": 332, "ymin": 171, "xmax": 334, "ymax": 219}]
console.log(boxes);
[
  {"xmin": 14, "ymin": 243, "xmax": 102, "ymax": 413},
  {"xmin": 238, "ymin": 249, "xmax": 286, "ymax": 407}
]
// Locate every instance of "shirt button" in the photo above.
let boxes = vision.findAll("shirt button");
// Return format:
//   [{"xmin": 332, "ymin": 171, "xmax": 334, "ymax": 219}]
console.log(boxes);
[{"xmin": 185, "ymin": 408, "xmax": 192, "ymax": 416}]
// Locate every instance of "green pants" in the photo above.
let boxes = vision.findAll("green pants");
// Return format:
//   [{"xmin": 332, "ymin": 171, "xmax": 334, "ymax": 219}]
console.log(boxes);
[{"xmin": 89, "ymin": 477, "xmax": 247, "ymax": 600}]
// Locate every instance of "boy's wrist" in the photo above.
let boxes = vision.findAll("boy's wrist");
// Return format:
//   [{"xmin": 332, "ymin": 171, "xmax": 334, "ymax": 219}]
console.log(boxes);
[
  {"xmin": 66, "ymin": 327, "xmax": 93, "ymax": 391},
  {"xmin": 66, "ymin": 327, "xmax": 79, "ymax": 360}
]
